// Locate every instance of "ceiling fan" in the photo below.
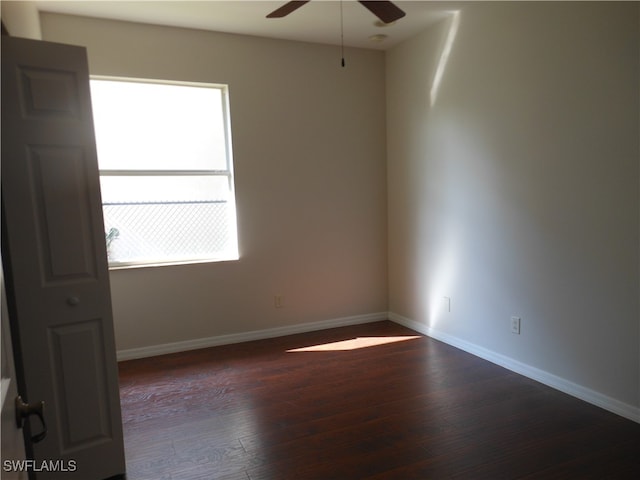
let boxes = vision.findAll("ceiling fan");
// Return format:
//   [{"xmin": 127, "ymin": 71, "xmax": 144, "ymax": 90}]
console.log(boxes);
[{"xmin": 267, "ymin": 1, "xmax": 406, "ymax": 24}]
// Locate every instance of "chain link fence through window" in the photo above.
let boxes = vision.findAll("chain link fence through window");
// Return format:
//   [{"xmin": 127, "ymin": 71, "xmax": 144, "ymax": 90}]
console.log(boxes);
[{"xmin": 103, "ymin": 200, "xmax": 232, "ymax": 263}]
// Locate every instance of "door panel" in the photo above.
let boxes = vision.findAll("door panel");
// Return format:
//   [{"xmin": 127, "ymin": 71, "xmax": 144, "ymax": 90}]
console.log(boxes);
[
  {"xmin": 19, "ymin": 67, "xmax": 81, "ymax": 119},
  {"xmin": 1, "ymin": 37, "xmax": 125, "ymax": 480},
  {"xmin": 28, "ymin": 145, "xmax": 98, "ymax": 281},
  {"xmin": 48, "ymin": 319, "xmax": 112, "ymax": 453}
]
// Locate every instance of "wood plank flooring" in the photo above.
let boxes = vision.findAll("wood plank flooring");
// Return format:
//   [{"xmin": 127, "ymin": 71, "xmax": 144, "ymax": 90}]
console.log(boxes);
[{"xmin": 118, "ymin": 321, "xmax": 640, "ymax": 479}]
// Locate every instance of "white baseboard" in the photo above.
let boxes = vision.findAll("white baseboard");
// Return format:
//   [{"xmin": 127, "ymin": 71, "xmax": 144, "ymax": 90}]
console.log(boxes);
[
  {"xmin": 117, "ymin": 311, "xmax": 388, "ymax": 362},
  {"xmin": 389, "ymin": 312, "xmax": 640, "ymax": 424},
  {"xmin": 116, "ymin": 309, "xmax": 639, "ymax": 424}
]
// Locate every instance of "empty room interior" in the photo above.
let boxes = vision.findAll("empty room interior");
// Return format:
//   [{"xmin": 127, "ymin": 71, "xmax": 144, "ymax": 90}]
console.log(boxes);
[{"xmin": 1, "ymin": 0, "xmax": 639, "ymax": 479}]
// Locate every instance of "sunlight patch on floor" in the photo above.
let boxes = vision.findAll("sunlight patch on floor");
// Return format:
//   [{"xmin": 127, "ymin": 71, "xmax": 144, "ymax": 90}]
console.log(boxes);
[{"xmin": 287, "ymin": 336, "xmax": 422, "ymax": 352}]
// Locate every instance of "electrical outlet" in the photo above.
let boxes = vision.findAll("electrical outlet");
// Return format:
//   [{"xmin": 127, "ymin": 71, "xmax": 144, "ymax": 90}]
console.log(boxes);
[
  {"xmin": 274, "ymin": 295, "xmax": 284, "ymax": 308},
  {"xmin": 510, "ymin": 316, "xmax": 521, "ymax": 335}
]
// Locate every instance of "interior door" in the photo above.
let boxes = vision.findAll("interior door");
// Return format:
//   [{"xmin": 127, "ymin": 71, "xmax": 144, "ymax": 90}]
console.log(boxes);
[{"xmin": 1, "ymin": 36, "xmax": 125, "ymax": 479}]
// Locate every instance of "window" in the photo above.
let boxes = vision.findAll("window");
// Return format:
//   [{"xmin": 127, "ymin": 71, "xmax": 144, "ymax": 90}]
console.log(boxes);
[{"xmin": 90, "ymin": 78, "xmax": 238, "ymax": 267}]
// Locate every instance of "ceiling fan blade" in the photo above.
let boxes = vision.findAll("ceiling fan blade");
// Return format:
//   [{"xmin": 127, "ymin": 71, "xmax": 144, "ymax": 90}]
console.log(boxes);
[
  {"xmin": 358, "ymin": 1, "xmax": 406, "ymax": 24},
  {"xmin": 266, "ymin": 1, "xmax": 311, "ymax": 18}
]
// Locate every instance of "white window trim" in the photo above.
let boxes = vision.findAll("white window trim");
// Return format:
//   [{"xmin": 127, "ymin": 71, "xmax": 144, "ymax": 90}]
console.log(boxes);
[{"xmin": 91, "ymin": 76, "xmax": 239, "ymax": 269}]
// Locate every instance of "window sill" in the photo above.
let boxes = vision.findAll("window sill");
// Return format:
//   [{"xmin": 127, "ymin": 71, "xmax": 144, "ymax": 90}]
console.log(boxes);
[{"xmin": 108, "ymin": 255, "xmax": 239, "ymax": 271}]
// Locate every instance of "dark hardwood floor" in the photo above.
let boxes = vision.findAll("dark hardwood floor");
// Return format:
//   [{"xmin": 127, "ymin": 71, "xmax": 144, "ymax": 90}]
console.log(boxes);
[{"xmin": 118, "ymin": 321, "xmax": 640, "ymax": 479}]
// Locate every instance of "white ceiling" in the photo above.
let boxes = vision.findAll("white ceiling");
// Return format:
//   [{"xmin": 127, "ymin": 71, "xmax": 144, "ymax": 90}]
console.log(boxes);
[{"xmin": 35, "ymin": 1, "xmax": 456, "ymax": 50}]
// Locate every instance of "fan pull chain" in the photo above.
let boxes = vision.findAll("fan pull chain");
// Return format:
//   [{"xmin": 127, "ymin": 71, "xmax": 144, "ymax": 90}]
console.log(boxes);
[{"xmin": 340, "ymin": 0, "xmax": 345, "ymax": 67}]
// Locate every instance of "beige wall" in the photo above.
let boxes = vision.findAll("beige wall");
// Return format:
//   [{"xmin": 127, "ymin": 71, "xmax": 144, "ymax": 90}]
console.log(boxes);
[
  {"xmin": 1, "ymin": 0, "xmax": 42, "ymax": 39},
  {"xmin": 41, "ymin": 13, "xmax": 388, "ymax": 350},
  {"xmin": 387, "ymin": 2, "xmax": 639, "ymax": 410}
]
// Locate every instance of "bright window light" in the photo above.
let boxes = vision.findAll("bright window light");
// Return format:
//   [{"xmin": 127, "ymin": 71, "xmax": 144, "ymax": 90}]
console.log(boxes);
[
  {"xmin": 430, "ymin": 10, "xmax": 461, "ymax": 107},
  {"xmin": 90, "ymin": 78, "xmax": 239, "ymax": 268}
]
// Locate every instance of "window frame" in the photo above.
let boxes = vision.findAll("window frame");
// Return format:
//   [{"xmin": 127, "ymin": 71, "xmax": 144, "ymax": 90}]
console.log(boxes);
[{"xmin": 90, "ymin": 76, "xmax": 239, "ymax": 269}]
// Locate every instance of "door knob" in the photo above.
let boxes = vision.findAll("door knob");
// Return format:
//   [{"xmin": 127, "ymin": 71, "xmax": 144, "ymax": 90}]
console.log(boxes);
[
  {"xmin": 66, "ymin": 296, "xmax": 80, "ymax": 306},
  {"xmin": 15, "ymin": 396, "xmax": 47, "ymax": 443}
]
